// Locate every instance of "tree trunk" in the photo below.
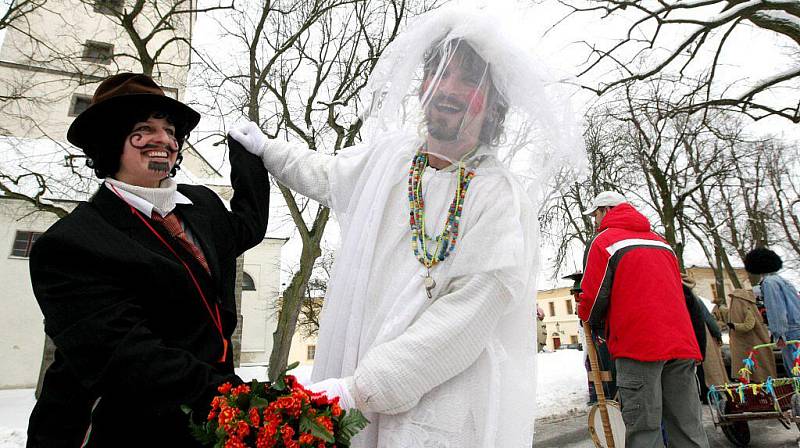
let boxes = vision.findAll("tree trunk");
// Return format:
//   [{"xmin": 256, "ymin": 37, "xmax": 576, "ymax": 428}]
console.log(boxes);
[
  {"xmin": 268, "ymin": 208, "xmax": 329, "ymax": 381},
  {"xmin": 35, "ymin": 333, "xmax": 55, "ymax": 399},
  {"xmin": 232, "ymin": 255, "xmax": 244, "ymax": 368}
]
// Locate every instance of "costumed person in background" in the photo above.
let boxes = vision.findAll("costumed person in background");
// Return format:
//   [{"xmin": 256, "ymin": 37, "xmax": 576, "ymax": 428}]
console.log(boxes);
[
  {"xmin": 681, "ymin": 274, "xmax": 726, "ymax": 401},
  {"xmin": 229, "ymin": 5, "xmax": 582, "ymax": 447},
  {"xmin": 681, "ymin": 276, "xmax": 707, "ymax": 358},
  {"xmin": 26, "ymin": 73, "xmax": 270, "ymax": 447},
  {"xmin": 680, "ymin": 274, "xmax": 707, "ymax": 392},
  {"xmin": 537, "ymin": 304, "xmax": 547, "ymax": 352},
  {"xmin": 745, "ymin": 247, "xmax": 800, "ymax": 377},
  {"xmin": 577, "ymin": 192, "xmax": 708, "ymax": 448},
  {"xmin": 727, "ymin": 288, "xmax": 777, "ymax": 382}
]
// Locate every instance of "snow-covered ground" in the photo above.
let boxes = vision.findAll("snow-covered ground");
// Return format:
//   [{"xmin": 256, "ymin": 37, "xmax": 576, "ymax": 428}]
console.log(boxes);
[{"xmin": 0, "ymin": 350, "xmax": 587, "ymax": 447}]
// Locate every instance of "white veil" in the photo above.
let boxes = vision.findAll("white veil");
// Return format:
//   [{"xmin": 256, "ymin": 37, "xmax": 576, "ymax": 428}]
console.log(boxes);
[
  {"xmin": 312, "ymin": 3, "xmax": 585, "ymax": 447},
  {"xmin": 361, "ymin": 3, "xmax": 584, "ymax": 197}
]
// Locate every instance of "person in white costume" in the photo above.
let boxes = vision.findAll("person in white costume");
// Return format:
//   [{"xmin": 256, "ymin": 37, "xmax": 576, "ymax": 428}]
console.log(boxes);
[{"xmin": 231, "ymin": 6, "xmax": 582, "ymax": 447}]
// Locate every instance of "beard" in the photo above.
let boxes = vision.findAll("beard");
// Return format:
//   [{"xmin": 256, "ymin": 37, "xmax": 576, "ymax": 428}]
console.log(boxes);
[
  {"xmin": 424, "ymin": 94, "xmax": 469, "ymax": 142},
  {"xmin": 426, "ymin": 116, "xmax": 461, "ymax": 141},
  {"xmin": 148, "ymin": 160, "xmax": 170, "ymax": 173}
]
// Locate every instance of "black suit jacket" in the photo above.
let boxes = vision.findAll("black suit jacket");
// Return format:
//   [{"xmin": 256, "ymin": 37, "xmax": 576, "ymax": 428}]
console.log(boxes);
[{"xmin": 27, "ymin": 139, "xmax": 269, "ymax": 447}]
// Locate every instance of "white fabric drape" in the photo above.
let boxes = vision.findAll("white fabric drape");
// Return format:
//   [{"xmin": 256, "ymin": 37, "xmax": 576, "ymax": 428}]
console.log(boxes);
[{"xmin": 261, "ymin": 132, "xmax": 538, "ymax": 447}]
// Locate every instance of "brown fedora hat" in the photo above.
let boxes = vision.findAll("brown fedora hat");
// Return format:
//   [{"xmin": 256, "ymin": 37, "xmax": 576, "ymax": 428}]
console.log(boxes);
[{"xmin": 67, "ymin": 73, "xmax": 200, "ymax": 154}]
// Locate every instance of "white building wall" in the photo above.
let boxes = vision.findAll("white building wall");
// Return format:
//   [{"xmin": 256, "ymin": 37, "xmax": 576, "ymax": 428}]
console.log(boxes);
[
  {"xmin": 288, "ymin": 330, "xmax": 318, "ymax": 368},
  {"xmin": 239, "ymin": 238, "xmax": 286, "ymax": 365},
  {"xmin": 0, "ymin": 198, "xmax": 75, "ymax": 388},
  {"xmin": 0, "ymin": 0, "xmax": 193, "ymax": 140}
]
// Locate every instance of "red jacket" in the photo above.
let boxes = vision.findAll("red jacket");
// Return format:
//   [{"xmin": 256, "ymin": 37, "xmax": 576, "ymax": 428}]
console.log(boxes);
[{"xmin": 577, "ymin": 204, "xmax": 701, "ymax": 362}]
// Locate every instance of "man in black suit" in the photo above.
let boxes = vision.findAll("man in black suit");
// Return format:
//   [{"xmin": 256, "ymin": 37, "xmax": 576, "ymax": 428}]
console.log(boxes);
[{"xmin": 26, "ymin": 73, "xmax": 269, "ymax": 447}]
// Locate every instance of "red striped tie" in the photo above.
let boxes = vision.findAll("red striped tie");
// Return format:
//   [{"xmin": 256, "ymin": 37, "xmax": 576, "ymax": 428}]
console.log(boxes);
[{"xmin": 151, "ymin": 212, "xmax": 210, "ymax": 275}]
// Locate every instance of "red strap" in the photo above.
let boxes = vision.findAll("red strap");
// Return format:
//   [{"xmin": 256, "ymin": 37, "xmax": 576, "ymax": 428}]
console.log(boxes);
[{"xmin": 108, "ymin": 185, "xmax": 228, "ymax": 363}]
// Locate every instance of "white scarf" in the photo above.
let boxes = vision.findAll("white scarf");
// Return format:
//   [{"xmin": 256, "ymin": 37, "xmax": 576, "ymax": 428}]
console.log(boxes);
[{"xmin": 105, "ymin": 177, "xmax": 179, "ymax": 216}]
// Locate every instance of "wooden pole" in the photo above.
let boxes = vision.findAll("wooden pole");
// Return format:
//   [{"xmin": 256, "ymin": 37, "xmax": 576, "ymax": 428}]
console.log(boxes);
[{"xmin": 584, "ymin": 321, "xmax": 616, "ymax": 448}]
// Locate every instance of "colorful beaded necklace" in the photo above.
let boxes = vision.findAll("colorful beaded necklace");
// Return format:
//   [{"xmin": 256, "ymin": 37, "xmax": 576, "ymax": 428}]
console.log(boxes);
[{"xmin": 408, "ymin": 147, "xmax": 476, "ymax": 297}]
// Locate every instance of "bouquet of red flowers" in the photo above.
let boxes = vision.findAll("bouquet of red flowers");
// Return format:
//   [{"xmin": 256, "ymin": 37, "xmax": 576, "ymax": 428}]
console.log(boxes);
[{"xmin": 184, "ymin": 363, "xmax": 368, "ymax": 448}]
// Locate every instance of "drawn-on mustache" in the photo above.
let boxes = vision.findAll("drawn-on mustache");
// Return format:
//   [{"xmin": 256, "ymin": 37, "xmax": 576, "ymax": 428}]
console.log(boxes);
[{"xmin": 129, "ymin": 134, "xmax": 178, "ymax": 152}]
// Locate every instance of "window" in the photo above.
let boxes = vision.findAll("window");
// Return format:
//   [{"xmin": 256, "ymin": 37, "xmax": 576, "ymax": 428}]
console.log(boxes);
[
  {"xmin": 94, "ymin": 0, "xmax": 123, "ymax": 14},
  {"xmin": 570, "ymin": 335, "xmax": 579, "ymax": 344},
  {"xmin": 69, "ymin": 94, "xmax": 92, "ymax": 117},
  {"xmin": 566, "ymin": 299, "xmax": 574, "ymax": 315},
  {"xmin": 11, "ymin": 231, "xmax": 42, "ymax": 258},
  {"xmin": 548, "ymin": 302, "xmax": 555, "ymax": 317},
  {"xmin": 82, "ymin": 41, "xmax": 114, "ymax": 64},
  {"xmin": 241, "ymin": 272, "xmax": 256, "ymax": 291},
  {"xmin": 307, "ymin": 345, "xmax": 316, "ymax": 361}
]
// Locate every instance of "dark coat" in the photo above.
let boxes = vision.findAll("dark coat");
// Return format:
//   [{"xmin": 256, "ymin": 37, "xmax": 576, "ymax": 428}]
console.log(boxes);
[
  {"xmin": 683, "ymin": 285, "xmax": 707, "ymax": 360},
  {"xmin": 26, "ymin": 139, "xmax": 269, "ymax": 447}
]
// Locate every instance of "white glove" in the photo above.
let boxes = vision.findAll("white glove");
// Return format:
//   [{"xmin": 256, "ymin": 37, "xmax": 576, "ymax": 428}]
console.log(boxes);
[
  {"xmin": 307, "ymin": 377, "xmax": 356, "ymax": 410},
  {"xmin": 229, "ymin": 121, "xmax": 267, "ymax": 157}
]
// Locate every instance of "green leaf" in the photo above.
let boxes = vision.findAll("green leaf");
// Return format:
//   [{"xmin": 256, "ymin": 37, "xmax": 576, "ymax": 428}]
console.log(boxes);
[
  {"xmin": 335, "ymin": 409, "xmax": 370, "ymax": 446},
  {"xmin": 180, "ymin": 404, "xmax": 194, "ymax": 415},
  {"xmin": 212, "ymin": 426, "xmax": 229, "ymax": 448},
  {"xmin": 187, "ymin": 421, "xmax": 219, "ymax": 445},
  {"xmin": 300, "ymin": 413, "xmax": 335, "ymax": 443},
  {"xmin": 250, "ymin": 396, "xmax": 271, "ymax": 409},
  {"xmin": 251, "ymin": 379, "xmax": 266, "ymax": 395},
  {"xmin": 286, "ymin": 361, "xmax": 300, "ymax": 372},
  {"xmin": 272, "ymin": 376, "xmax": 286, "ymax": 391}
]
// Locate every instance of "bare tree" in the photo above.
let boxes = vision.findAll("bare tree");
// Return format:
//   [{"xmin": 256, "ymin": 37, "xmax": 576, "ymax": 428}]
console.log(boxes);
[
  {"xmin": 762, "ymin": 141, "xmax": 800, "ymax": 268},
  {"xmin": 539, "ymin": 107, "xmax": 636, "ymax": 275},
  {"xmin": 541, "ymin": 76, "xmax": 766, "ymax": 293},
  {"xmin": 603, "ymin": 79, "xmax": 733, "ymax": 267},
  {"xmin": 73, "ymin": 0, "xmax": 232, "ymax": 77},
  {"xmin": 274, "ymin": 249, "xmax": 334, "ymax": 339},
  {"xmin": 0, "ymin": 0, "xmax": 46, "ymax": 33},
  {"xmin": 556, "ymin": 0, "xmax": 800, "ymax": 122},
  {"xmin": 680, "ymin": 116, "xmax": 746, "ymax": 302}
]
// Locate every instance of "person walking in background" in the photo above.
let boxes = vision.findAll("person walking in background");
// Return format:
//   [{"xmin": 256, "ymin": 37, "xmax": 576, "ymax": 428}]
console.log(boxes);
[
  {"xmin": 682, "ymin": 274, "xmax": 708, "ymax": 364},
  {"xmin": 682, "ymin": 274, "xmax": 727, "ymax": 400},
  {"xmin": 577, "ymin": 191, "xmax": 708, "ymax": 448},
  {"xmin": 727, "ymin": 288, "xmax": 777, "ymax": 382},
  {"xmin": 745, "ymin": 247, "xmax": 800, "ymax": 377},
  {"xmin": 537, "ymin": 304, "xmax": 547, "ymax": 352},
  {"xmin": 700, "ymin": 303, "xmax": 729, "ymax": 386}
]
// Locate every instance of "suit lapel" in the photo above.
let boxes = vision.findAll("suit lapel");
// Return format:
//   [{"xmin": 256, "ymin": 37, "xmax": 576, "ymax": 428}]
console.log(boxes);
[{"xmin": 91, "ymin": 186, "xmax": 178, "ymax": 263}]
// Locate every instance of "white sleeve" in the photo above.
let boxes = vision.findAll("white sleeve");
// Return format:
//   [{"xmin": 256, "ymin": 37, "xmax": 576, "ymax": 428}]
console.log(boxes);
[
  {"xmin": 260, "ymin": 140, "xmax": 334, "ymax": 207},
  {"xmin": 345, "ymin": 272, "xmax": 512, "ymax": 415}
]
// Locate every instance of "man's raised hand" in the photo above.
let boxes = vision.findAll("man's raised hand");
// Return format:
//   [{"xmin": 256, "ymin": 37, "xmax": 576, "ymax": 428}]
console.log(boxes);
[{"xmin": 229, "ymin": 121, "xmax": 267, "ymax": 157}]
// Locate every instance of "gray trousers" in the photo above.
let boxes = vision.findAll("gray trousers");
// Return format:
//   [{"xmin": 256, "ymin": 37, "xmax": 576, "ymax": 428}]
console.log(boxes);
[{"xmin": 615, "ymin": 358, "xmax": 710, "ymax": 448}]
